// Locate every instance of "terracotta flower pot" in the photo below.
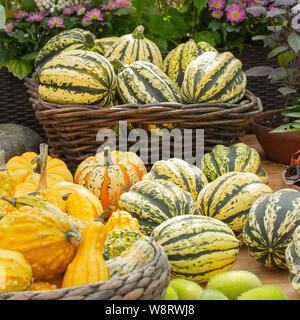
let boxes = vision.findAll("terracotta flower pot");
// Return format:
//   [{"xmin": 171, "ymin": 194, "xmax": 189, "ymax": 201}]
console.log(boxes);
[
  {"xmin": 281, "ymin": 168, "xmax": 300, "ymax": 192},
  {"xmin": 251, "ymin": 109, "xmax": 300, "ymax": 164}
]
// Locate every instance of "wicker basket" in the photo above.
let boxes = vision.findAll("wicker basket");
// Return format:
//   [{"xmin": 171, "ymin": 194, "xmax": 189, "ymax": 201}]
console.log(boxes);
[
  {"xmin": 0, "ymin": 240, "xmax": 170, "ymax": 300},
  {"xmin": 25, "ymin": 75, "xmax": 263, "ymax": 173}
]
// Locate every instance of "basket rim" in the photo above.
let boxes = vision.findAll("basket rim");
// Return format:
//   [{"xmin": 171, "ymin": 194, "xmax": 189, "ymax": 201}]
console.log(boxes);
[
  {"xmin": 25, "ymin": 75, "xmax": 263, "ymax": 116},
  {"xmin": 0, "ymin": 239, "xmax": 169, "ymax": 299}
]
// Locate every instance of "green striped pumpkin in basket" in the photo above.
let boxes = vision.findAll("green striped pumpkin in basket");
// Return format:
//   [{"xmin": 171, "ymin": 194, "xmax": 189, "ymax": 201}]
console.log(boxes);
[
  {"xmin": 181, "ymin": 51, "xmax": 247, "ymax": 104},
  {"xmin": 243, "ymin": 189, "xmax": 300, "ymax": 269},
  {"xmin": 105, "ymin": 25, "xmax": 163, "ymax": 69},
  {"xmin": 151, "ymin": 214, "xmax": 241, "ymax": 283},
  {"xmin": 35, "ymin": 28, "xmax": 104, "ymax": 70},
  {"xmin": 38, "ymin": 49, "xmax": 117, "ymax": 106},
  {"xmin": 286, "ymin": 226, "xmax": 300, "ymax": 292},
  {"xmin": 163, "ymin": 39, "xmax": 217, "ymax": 89}
]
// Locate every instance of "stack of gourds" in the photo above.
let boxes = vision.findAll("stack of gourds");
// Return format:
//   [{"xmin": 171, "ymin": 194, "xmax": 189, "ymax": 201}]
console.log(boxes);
[{"xmin": 34, "ymin": 26, "xmax": 247, "ymax": 135}]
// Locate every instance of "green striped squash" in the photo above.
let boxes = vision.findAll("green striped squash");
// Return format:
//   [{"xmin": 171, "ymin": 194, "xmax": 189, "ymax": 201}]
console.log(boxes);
[
  {"xmin": 196, "ymin": 172, "xmax": 273, "ymax": 239},
  {"xmin": 105, "ymin": 25, "xmax": 163, "ymax": 69},
  {"xmin": 38, "ymin": 49, "xmax": 117, "ymax": 106},
  {"xmin": 285, "ymin": 226, "xmax": 300, "ymax": 292},
  {"xmin": 143, "ymin": 158, "xmax": 208, "ymax": 201},
  {"xmin": 243, "ymin": 189, "xmax": 300, "ymax": 269},
  {"xmin": 35, "ymin": 28, "xmax": 99, "ymax": 69},
  {"xmin": 181, "ymin": 51, "xmax": 247, "ymax": 104},
  {"xmin": 163, "ymin": 39, "xmax": 217, "ymax": 89},
  {"xmin": 112, "ymin": 59, "xmax": 181, "ymax": 135},
  {"xmin": 201, "ymin": 143, "xmax": 269, "ymax": 184},
  {"xmin": 151, "ymin": 215, "xmax": 241, "ymax": 283},
  {"xmin": 118, "ymin": 179, "xmax": 197, "ymax": 235},
  {"xmin": 96, "ymin": 37, "xmax": 119, "ymax": 53}
]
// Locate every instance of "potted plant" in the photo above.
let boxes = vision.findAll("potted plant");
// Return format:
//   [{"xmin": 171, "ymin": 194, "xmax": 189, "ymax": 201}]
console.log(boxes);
[{"xmin": 245, "ymin": 0, "xmax": 300, "ymax": 165}]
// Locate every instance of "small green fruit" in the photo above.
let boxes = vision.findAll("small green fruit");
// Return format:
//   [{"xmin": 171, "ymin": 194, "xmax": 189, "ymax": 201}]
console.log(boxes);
[
  {"xmin": 237, "ymin": 286, "xmax": 287, "ymax": 300},
  {"xmin": 207, "ymin": 270, "xmax": 261, "ymax": 300},
  {"xmin": 170, "ymin": 278, "xmax": 203, "ymax": 300},
  {"xmin": 164, "ymin": 286, "xmax": 179, "ymax": 300},
  {"xmin": 200, "ymin": 289, "xmax": 229, "ymax": 300}
]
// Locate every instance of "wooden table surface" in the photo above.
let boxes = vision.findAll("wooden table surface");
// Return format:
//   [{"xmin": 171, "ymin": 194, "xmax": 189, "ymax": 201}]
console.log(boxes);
[{"xmin": 228, "ymin": 134, "xmax": 299, "ymax": 300}]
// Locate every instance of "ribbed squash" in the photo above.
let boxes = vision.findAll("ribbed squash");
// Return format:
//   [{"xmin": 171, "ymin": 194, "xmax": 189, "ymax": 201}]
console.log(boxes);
[
  {"xmin": 0, "ymin": 150, "xmax": 15, "ymax": 215},
  {"xmin": 196, "ymin": 172, "xmax": 273, "ymax": 239},
  {"xmin": 0, "ymin": 249, "xmax": 33, "ymax": 292},
  {"xmin": 286, "ymin": 226, "xmax": 300, "ymax": 292},
  {"xmin": 6, "ymin": 146, "xmax": 73, "ymax": 188},
  {"xmin": 106, "ymin": 238, "xmax": 155, "ymax": 278},
  {"xmin": 62, "ymin": 220, "xmax": 110, "ymax": 288},
  {"xmin": 181, "ymin": 51, "xmax": 247, "ymax": 104},
  {"xmin": 119, "ymin": 179, "xmax": 197, "ymax": 235},
  {"xmin": 105, "ymin": 25, "xmax": 163, "ymax": 69},
  {"xmin": 75, "ymin": 147, "xmax": 147, "ymax": 211},
  {"xmin": 243, "ymin": 189, "xmax": 300, "ymax": 269},
  {"xmin": 38, "ymin": 49, "xmax": 117, "ymax": 106},
  {"xmin": 163, "ymin": 39, "xmax": 217, "ymax": 88},
  {"xmin": 35, "ymin": 28, "xmax": 99, "ymax": 69},
  {"xmin": 112, "ymin": 59, "xmax": 181, "ymax": 135},
  {"xmin": 201, "ymin": 143, "xmax": 269, "ymax": 184},
  {"xmin": 103, "ymin": 228, "xmax": 144, "ymax": 260},
  {"xmin": 105, "ymin": 209, "xmax": 140, "ymax": 234},
  {"xmin": 0, "ymin": 206, "xmax": 81, "ymax": 280},
  {"xmin": 143, "ymin": 158, "xmax": 208, "ymax": 201},
  {"xmin": 151, "ymin": 215, "xmax": 240, "ymax": 283}
]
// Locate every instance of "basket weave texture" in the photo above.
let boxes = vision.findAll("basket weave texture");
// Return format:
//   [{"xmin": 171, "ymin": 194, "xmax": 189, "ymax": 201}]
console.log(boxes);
[
  {"xmin": 0, "ymin": 241, "xmax": 170, "ymax": 300},
  {"xmin": 25, "ymin": 75, "xmax": 263, "ymax": 173}
]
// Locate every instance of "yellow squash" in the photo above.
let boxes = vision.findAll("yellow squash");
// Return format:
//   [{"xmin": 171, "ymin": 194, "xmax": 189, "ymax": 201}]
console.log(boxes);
[{"xmin": 0, "ymin": 206, "xmax": 81, "ymax": 280}]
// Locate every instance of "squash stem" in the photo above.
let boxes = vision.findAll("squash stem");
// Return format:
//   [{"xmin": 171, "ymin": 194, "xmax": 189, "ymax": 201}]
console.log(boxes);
[
  {"xmin": 0, "ymin": 150, "xmax": 7, "ymax": 171},
  {"xmin": 104, "ymin": 146, "xmax": 114, "ymax": 166},
  {"xmin": 132, "ymin": 25, "xmax": 145, "ymax": 39},
  {"xmin": 110, "ymin": 59, "xmax": 126, "ymax": 73},
  {"xmin": 1, "ymin": 197, "xmax": 16, "ymax": 207},
  {"xmin": 95, "ymin": 206, "xmax": 115, "ymax": 223},
  {"xmin": 35, "ymin": 143, "xmax": 49, "ymax": 192},
  {"xmin": 85, "ymin": 33, "xmax": 95, "ymax": 48}
]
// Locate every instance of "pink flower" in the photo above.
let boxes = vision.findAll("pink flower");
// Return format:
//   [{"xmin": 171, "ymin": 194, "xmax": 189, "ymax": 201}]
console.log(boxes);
[
  {"xmin": 208, "ymin": 0, "xmax": 225, "ymax": 11},
  {"xmin": 48, "ymin": 17, "xmax": 64, "ymax": 28},
  {"xmin": 72, "ymin": 3, "xmax": 87, "ymax": 15},
  {"xmin": 14, "ymin": 10, "xmax": 29, "ymax": 20},
  {"xmin": 76, "ymin": 6, "xmax": 87, "ymax": 16},
  {"xmin": 101, "ymin": 0, "xmax": 118, "ymax": 10},
  {"xmin": 226, "ymin": 4, "xmax": 246, "ymax": 23},
  {"xmin": 85, "ymin": 8, "xmax": 105, "ymax": 21},
  {"xmin": 26, "ymin": 13, "xmax": 44, "ymax": 22},
  {"xmin": 211, "ymin": 9, "xmax": 224, "ymax": 19},
  {"xmin": 63, "ymin": 7, "xmax": 74, "ymax": 15},
  {"xmin": 115, "ymin": 0, "xmax": 132, "ymax": 9},
  {"xmin": 81, "ymin": 16, "xmax": 93, "ymax": 26},
  {"xmin": 3, "ymin": 22, "xmax": 15, "ymax": 34}
]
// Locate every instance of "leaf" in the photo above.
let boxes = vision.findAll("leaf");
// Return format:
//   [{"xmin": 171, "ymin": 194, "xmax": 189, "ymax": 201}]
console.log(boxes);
[
  {"xmin": 245, "ymin": 66, "xmax": 274, "ymax": 77},
  {"xmin": 132, "ymin": 0, "xmax": 145, "ymax": 16},
  {"xmin": 113, "ymin": 8, "xmax": 134, "ymax": 16},
  {"xmin": 0, "ymin": 45, "xmax": 12, "ymax": 68},
  {"xmin": 283, "ymin": 112, "xmax": 300, "ymax": 118},
  {"xmin": 270, "ymin": 123, "xmax": 300, "ymax": 133},
  {"xmin": 194, "ymin": 31, "xmax": 216, "ymax": 46},
  {"xmin": 21, "ymin": 52, "xmax": 39, "ymax": 61},
  {"xmin": 267, "ymin": 25, "xmax": 282, "ymax": 33},
  {"xmin": 267, "ymin": 45, "xmax": 288, "ymax": 58},
  {"xmin": 268, "ymin": 67, "xmax": 288, "ymax": 81},
  {"xmin": 0, "ymin": 4, "xmax": 5, "ymax": 29},
  {"xmin": 252, "ymin": 35, "xmax": 268, "ymax": 41},
  {"xmin": 278, "ymin": 86, "xmax": 297, "ymax": 95},
  {"xmin": 5, "ymin": 59, "xmax": 32, "ymax": 80},
  {"xmin": 292, "ymin": 13, "xmax": 300, "ymax": 30},
  {"xmin": 272, "ymin": 0, "xmax": 297, "ymax": 6},
  {"xmin": 208, "ymin": 20, "xmax": 221, "ymax": 32},
  {"xmin": 266, "ymin": 8, "xmax": 286, "ymax": 17},
  {"xmin": 246, "ymin": 6, "xmax": 267, "ymax": 16},
  {"xmin": 288, "ymin": 32, "xmax": 300, "ymax": 52}
]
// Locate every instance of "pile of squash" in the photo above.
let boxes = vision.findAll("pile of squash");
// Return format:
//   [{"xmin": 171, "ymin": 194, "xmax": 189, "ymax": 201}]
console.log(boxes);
[{"xmin": 34, "ymin": 26, "xmax": 247, "ymax": 135}]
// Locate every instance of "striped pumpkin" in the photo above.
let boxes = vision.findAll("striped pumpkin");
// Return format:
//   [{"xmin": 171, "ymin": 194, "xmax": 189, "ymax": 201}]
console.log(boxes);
[
  {"xmin": 196, "ymin": 172, "xmax": 273, "ymax": 239},
  {"xmin": 74, "ymin": 147, "xmax": 147, "ymax": 211},
  {"xmin": 201, "ymin": 143, "xmax": 269, "ymax": 184},
  {"xmin": 286, "ymin": 226, "xmax": 300, "ymax": 292},
  {"xmin": 38, "ymin": 49, "xmax": 117, "ymax": 106},
  {"xmin": 105, "ymin": 25, "xmax": 163, "ymax": 69},
  {"xmin": 118, "ymin": 179, "xmax": 197, "ymax": 235},
  {"xmin": 151, "ymin": 215, "xmax": 241, "ymax": 283},
  {"xmin": 163, "ymin": 39, "xmax": 217, "ymax": 89},
  {"xmin": 243, "ymin": 189, "xmax": 300, "ymax": 269},
  {"xmin": 143, "ymin": 158, "xmax": 208, "ymax": 201},
  {"xmin": 181, "ymin": 51, "xmax": 247, "ymax": 104},
  {"xmin": 112, "ymin": 59, "xmax": 181, "ymax": 135},
  {"xmin": 35, "ymin": 28, "xmax": 101, "ymax": 69}
]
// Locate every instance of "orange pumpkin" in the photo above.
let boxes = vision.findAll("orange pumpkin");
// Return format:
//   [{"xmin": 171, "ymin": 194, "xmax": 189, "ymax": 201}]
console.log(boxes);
[
  {"xmin": 74, "ymin": 147, "xmax": 147, "ymax": 210},
  {"xmin": 6, "ymin": 145, "xmax": 73, "ymax": 188}
]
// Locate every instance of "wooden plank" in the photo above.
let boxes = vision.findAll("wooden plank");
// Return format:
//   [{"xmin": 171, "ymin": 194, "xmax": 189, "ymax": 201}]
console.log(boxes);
[{"xmin": 225, "ymin": 134, "xmax": 299, "ymax": 300}]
